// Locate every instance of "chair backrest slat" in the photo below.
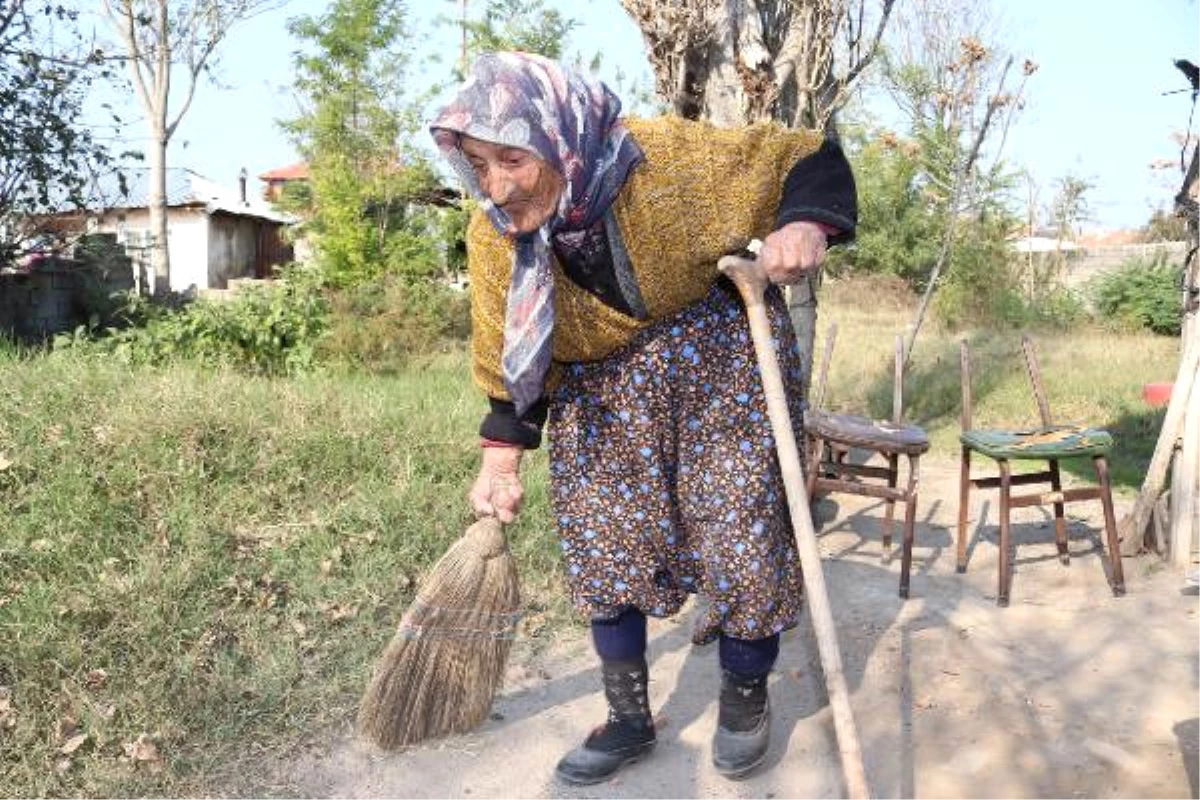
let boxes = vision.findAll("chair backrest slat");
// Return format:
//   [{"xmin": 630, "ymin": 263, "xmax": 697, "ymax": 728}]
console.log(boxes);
[
  {"xmin": 959, "ymin": 339, "xmax": 973, "ymax": 431},
  {"xmin": 814, "ymin": 322, "xmax": 838, "ymax": 410},
  {"xmin": 1022, "ymin": 334, "xmax": 1053, "ymax": 427},
  {"xmin": 893, "ymin": 334, "xmax": 904, "ymax": 424}
]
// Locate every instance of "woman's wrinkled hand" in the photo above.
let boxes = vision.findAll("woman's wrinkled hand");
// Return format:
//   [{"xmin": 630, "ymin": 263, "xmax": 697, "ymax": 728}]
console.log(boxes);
[
  {"xmin": 757, "ymin": 220, "xmax": 829, "ymax": 285},
  {"xmin": 469, "ymin": 444, "xmax": 525, "ymax": 523}
]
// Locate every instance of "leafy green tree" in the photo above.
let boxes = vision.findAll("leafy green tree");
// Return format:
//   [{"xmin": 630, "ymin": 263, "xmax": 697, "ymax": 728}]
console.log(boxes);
[
  {"xmin": 0, "ymin": 1, "xmax": 121, "ymax": 265},
  {"xmin": 282, "ymin": 0, "xmax": 443, "ymax": 288},
  {"xmin": 828, "ymin": 127, "xmax": 940, "ymax": 286},
  {"xmin": 463, "ymin": 0, "xmax": 577, "ymax": 63},
  {"xmin": 871, "ymin": 1, "xmax": 1036, "ymax": 342}
]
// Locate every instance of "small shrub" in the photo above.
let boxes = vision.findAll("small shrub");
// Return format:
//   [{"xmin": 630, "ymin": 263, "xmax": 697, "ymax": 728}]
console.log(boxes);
[
  {"xmin": 1088, "ymin": 257, "xmax": 1185, "ymax": 335},
  {"xmin": 318, "ymin": 275, "xmax": 471, "ymax": 373},
  {"xmin": 57, "ymin": 266, "xmax": 330, "ymax": 375}
]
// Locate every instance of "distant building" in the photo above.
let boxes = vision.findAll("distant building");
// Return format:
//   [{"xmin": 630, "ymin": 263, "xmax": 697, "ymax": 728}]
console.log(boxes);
[
  {"xmin": 259, "ymin": 162, "xmax": 310, "ymax": 203},
  {"xmin": 35, "ymin": 167, "xmax": 298, "ymax": 296}
]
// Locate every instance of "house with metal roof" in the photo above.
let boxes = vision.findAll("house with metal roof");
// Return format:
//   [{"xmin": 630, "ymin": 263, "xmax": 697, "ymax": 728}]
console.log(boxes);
[{"xmin": 38, "ymin": 166, "xmax": 299, "ymax": 295}]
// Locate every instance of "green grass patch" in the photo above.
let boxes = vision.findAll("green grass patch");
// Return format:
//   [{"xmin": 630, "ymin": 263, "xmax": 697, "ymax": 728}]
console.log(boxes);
[{"xmin": 0, "ymin": 348, "xmax": 566, "ymax": 796}]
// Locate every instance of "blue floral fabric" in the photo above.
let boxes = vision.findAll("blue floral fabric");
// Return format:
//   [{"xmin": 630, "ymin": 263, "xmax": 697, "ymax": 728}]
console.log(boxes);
[{"xmin": 547, "ymin": 280, "xmax": 807, "ymax": 645}]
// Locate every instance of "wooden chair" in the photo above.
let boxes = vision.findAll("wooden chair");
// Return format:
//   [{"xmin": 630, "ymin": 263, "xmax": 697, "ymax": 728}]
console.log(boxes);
[
  {"xmin": 956, "ymin": 335, "xmax": 1126, "ymax": 606},
  {"xmin": 804, "ymin": 323, "xmax": 930, "ymax": 598}
]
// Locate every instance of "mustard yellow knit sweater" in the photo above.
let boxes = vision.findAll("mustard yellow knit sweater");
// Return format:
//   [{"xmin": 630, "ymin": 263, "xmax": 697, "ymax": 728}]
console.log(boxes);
[{"xmin": 466, "ymin": 115, "xmax": 823, "ymax": 401}]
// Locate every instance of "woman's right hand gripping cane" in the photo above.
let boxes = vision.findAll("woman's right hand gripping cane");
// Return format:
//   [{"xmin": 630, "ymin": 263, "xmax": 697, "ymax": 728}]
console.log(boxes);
[{"xmin": 470, "ymin": 443, "xmax": 525, "ymax": 523}]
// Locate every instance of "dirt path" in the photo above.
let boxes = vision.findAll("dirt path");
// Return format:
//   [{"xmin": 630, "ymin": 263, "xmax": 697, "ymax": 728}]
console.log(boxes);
[{"xmin": 266, "ymin": 458, "xmax": 1199, "ymax": 799}]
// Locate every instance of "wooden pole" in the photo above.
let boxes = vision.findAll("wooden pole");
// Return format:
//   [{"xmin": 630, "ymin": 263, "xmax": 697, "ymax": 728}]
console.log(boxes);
[
  {"xmin": 1172, "ymin": 353, "xmax": 1200, "ymax": 568},
  {"xmin": 719, "ymin": 253, "xmax": 870, "ymax": 800},
  {"xmin": 1119, "ymin": 338, "xmax": 1199, "ymax": 555},
  {"xmin": 1123, "ymin": 92, "xmax": 1200, "ymax": 556}
]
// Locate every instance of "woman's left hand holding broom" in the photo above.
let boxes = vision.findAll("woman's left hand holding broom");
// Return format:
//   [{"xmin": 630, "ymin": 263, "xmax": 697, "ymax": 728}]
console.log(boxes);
[{"xmin": 470, "ymin": 442, "xmax": 524, "ymax": 522}]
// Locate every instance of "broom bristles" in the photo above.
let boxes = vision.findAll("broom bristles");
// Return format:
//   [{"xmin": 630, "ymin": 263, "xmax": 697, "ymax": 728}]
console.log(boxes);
[{"xmin": 358, "ymin": 516, "xmax": 520, "ymax": 749}]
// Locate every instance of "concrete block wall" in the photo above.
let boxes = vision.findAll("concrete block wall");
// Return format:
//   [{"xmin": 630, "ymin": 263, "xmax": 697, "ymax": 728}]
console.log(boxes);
[
  {"xmin": 0, "ymin": 265, "xmax": 79, "ymax": 339},
  {"xmin": 0, "ymin": 237, "xmax": 136, "ymax": 341}
]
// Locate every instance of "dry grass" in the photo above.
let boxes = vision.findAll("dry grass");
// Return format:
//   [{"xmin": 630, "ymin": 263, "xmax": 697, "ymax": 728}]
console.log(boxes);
[{"xmin": 816, "ymin": 275, "xmax": 1181, "ymax": 489}]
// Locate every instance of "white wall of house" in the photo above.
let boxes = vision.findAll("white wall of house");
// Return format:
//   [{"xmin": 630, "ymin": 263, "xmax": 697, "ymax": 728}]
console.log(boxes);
[
  {"xmin": 86, "ymin": 206, "xmax": 270, "ymax": 294},
  {"xmin": 88, "ymin": 206, "xmax": 208, "ymax": 294},
  {"xmin": 167, "ymin": 208, "xmax": 211, "ymax": 294}
]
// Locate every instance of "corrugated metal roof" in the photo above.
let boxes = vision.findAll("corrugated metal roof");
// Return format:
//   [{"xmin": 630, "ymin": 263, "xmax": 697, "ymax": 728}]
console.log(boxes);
[{"xmin": 77, "ymin": 167, "xmax": 296, "ymax": 223}]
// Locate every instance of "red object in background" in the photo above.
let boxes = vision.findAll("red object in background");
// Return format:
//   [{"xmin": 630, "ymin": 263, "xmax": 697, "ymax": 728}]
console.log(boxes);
[{"xmin": 1143, "ymin": 382, "xmax": 1174, "ymax": 407}]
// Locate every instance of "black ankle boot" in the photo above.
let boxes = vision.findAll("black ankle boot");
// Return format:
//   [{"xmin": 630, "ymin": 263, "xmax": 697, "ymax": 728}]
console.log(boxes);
[
  {"xmin": 554, "ymin": 658, "xmax": 656, "ymax": 785},
  {"xmin": 712, "ymin": 670, "xmax": 771, "ymax": 779}
]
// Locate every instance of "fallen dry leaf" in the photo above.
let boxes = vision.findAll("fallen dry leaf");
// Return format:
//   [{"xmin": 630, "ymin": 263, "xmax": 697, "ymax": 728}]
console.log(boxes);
[
  {"xmin": 316, "ymin": 601, "xmax": 357, "ymax": 622},
  {"xmin": 43, "ymin": 425, "xmax": 64, "ymax": 447},
  {"xmin": 0, "ymin": 454, "xmax": 12, "ymax": 471},
  {"xmin": 0, "ymin": 687, "xmax": 14, "ymax": 730},
  {"xmin": 84, "ymin": 669, "xmax": 109, "ymax": 689},
  {"xmin": 59, "ymin": 733, "xmax": 88, "ymax": 755},
  {"xmin": 57, "ymin": 716, "xmax": 81, "ymax": 740},
  {"xmin": 123, "ymin": 733, "xmax": 161, "ymax": 763}
]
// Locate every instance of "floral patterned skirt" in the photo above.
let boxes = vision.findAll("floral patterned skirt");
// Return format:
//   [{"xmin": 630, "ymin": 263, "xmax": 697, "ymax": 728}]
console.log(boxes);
[{"xmin": 547, "ymin": 278, "xmax": 806, "ymax": 645}]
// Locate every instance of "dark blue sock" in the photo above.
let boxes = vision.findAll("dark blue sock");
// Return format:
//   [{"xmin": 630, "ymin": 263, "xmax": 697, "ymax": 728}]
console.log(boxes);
[
  {"xmin": 590, "ymin": 607, "xmax": 648, "ymax": 663},
  {"xmin": 719, "ymin": 632, "xmax": 780, "ymax": 678}
]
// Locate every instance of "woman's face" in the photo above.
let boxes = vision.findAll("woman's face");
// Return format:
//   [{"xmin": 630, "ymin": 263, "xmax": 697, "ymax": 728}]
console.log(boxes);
[{"xmin": 460, "ymin": 135, "xmax": 564, "ymax": 234}]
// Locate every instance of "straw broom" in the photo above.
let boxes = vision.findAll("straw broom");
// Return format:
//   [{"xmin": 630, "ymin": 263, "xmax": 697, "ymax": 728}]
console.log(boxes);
[{"xmin": 357, "ymin": 515, "xmax": 520, "ymax": 749}]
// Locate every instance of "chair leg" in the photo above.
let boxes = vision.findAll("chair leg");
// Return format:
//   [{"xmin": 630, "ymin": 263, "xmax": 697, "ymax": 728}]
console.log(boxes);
[
  {"xmin": 804, "ymin": 434, "xmax": 821, "ymax": 501},
  {"xmin": 1048, "ymin": 459, "xmax": 1069, "ymax": 565},
  {"xmin": 957, "ymin": 446, "xmax": 972, "ymax": 573},
  {"xmin": 998, "ymin": 459, "xmax": 1013, "ymax": 607},
  {"xmin": 899, "ymin": 454, "xmax": 920, "ymax": 599},
  {"xmin": 1093, "ymin": 456, "xmax": 1127, "ymax": 597},
  {"xmin": 882, "ymin": 453, "xmax": 899, "ymax": 562}
]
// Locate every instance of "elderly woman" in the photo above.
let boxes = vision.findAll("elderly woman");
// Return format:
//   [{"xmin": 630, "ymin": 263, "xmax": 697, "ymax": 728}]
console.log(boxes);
[{"xmin": 430, "ymin": 51, "xmax": 856, "ymax": 785}]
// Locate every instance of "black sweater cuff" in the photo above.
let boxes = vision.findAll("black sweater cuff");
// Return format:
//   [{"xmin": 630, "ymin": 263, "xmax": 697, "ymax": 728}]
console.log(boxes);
[
  {"xmin": 480, "ymin": 396, "xmax": 549, "ymax": 449},
  {"xmin": 775, "ymin": 137, "xmax": 858, "ymax": 245}
]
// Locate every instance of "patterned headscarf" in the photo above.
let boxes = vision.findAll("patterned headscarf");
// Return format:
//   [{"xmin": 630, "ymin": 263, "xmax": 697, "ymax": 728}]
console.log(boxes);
[{"xmin": 430, "ymin": 51, "xmax": 643, "ymax": 415}]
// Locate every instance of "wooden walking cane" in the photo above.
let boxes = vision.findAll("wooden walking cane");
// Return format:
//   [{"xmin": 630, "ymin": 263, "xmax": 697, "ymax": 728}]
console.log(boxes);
[{"xmin": 719, "ymin": 251, "xmax": 870, "ymax": 800}]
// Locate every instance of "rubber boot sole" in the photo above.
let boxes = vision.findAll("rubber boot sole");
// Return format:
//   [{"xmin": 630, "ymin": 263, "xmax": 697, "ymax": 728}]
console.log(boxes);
[{"xmin": 554, "ymin": 743, "xmax": 655, "ymax": 786}]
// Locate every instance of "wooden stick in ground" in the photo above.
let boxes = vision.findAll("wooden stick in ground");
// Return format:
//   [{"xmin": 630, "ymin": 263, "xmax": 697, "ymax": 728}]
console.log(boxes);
[
  {"xmin": 1171, "ymin": 352, "xmax": 1200, "ymax": 568},
  {"xmin": 718, "ymin": 253, "xmax": 870, "ymax": 800},
  {"xmin": 1119, "ymin": 337, "xmax": 1200, "ymax": 555}
]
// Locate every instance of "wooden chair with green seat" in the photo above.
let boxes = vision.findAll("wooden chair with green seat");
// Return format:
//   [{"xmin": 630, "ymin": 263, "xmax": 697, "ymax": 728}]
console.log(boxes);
[
  {"xmin": 804, "ymin": 322, "xmax": 930, "ymax": 598},
  {"xmin": 956, "ymin": 334, "xmax": 1127, "ymax": 606}
]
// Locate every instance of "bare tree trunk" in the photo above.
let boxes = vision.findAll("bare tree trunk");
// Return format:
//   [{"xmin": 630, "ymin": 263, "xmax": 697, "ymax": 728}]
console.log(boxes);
[{"xmin": 147, "ymin": 135, "xmax": 170, "ymax": 295}]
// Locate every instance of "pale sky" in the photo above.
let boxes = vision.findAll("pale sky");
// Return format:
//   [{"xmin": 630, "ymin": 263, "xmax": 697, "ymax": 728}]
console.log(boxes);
[{"xmin": 93, "ymin": 0, "xmax": 1199, "ymax": 231}]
